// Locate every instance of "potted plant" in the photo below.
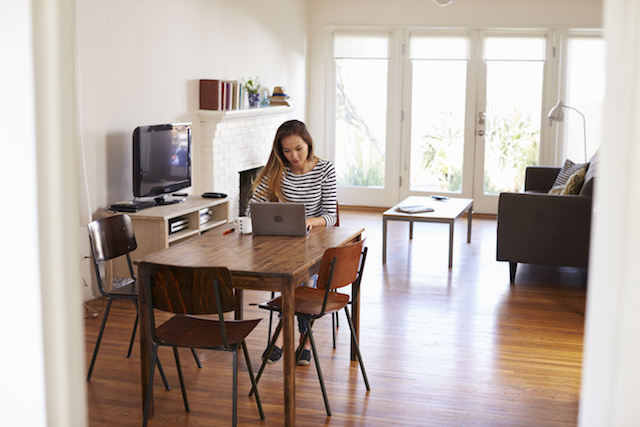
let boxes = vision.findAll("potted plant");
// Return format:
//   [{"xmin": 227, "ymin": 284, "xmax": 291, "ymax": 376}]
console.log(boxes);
[{"xmin": 242, "ymin": 76, "xmax": 261, "ymax": 107}]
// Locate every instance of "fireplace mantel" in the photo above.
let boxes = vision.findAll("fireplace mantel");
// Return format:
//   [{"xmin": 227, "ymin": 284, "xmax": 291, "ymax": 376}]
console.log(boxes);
[
  {"xmin": 197, "ymin": 105, "xmax": 296, "ymax": 122},
  {"xmin": 196, "ymin": 105, "xmax": 298, "ymax": 219}
]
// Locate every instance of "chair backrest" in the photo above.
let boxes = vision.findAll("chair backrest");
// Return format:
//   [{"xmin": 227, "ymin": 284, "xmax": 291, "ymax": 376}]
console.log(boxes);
[
  {"xmin": 88, "ymin": 214, "xmax": 138, "ymax": 295},
  {"xmin": 316, "ymin": 238, "xmax": 366, "ymax": 291},
  {"xmin": 88, "ymin": 214, "xmax": 137, "ymax": 264},
  {"xmin": 139, "ymin": 262, "xmax": 236, "ymax": 346},
  {"xmin": 139, "ymin": 262, "xmax": 236, "ymax": 315}
]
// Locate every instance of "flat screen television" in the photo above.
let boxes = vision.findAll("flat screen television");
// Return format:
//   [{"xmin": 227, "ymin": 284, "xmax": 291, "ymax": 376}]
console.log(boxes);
[{"xmin": 133, "ymin": 122, "xmax": 192, "ymax": 201}]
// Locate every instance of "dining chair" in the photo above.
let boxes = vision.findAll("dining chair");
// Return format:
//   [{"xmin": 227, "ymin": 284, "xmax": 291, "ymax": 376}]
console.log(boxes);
[
  {"xmin": 86, "ymin": 214, "xmax": 200, "ymax": 384},
  {"xmin": 139, "ymin": 262, "xmax": 265, "ymax": 427},
  {"xmin": 265, "ymin": 203, "xmax": 341, "ymax": 347},
  {"xmin": 253, "ymin": 238, "xmax": 370, "ymax": 416}
]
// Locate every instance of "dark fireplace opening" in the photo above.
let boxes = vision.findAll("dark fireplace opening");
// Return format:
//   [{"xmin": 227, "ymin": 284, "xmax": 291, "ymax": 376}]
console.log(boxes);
[{"xmin": 239, "ymin": 166, "xmax": 264, "ymax": 217}]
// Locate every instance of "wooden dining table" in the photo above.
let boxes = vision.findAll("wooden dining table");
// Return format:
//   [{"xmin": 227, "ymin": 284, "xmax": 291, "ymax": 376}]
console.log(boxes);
[{"xmin": 138, "ymin": 224, "xmax": 365, "ymax": 426}]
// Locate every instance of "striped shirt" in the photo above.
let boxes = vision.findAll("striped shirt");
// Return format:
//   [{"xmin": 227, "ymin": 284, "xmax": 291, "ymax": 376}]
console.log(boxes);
[{"xmin": 249, "ymin": 158, "xmax": 338, "ymax": 226}]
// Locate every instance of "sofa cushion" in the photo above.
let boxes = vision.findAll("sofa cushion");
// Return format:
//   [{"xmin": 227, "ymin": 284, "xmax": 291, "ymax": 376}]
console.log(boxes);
[
  {"xmin": 561, "ymin": 165, "xmax": 588, "ymax": 194},
  {"xmin": 549, "ymin": 159, "xmax": 589, "ymax": 194},
  {"xmin": 580, "ymin": 152, "xmax": 598, "ymax": 196}
]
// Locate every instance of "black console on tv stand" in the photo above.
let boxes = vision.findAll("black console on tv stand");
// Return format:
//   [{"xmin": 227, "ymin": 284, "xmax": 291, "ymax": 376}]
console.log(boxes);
[{"xmin": 155, "ymin": 196, "xmax": 184, "ymax": 206}]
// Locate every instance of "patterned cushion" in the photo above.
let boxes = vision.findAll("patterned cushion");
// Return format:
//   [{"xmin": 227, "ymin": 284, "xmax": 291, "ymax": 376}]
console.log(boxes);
[
  {"xmin": 560, "ymin": 165, "xmax": 588, "ymax": 195},
  {"xmin": 549, "ymin": 159, "xmax": 589, "ymax": 194}
]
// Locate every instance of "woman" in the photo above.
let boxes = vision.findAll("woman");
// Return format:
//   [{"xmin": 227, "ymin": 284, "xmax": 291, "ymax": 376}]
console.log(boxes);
[{"xmin": 248, "ymin": 119, "xmax": 337, "ymax": 365}]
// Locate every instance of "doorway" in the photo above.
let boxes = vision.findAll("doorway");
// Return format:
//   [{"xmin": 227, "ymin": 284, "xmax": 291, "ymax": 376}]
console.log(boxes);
[{"xmin": 329, "ymin": 29, "xmax": 554, "ymax": 214}]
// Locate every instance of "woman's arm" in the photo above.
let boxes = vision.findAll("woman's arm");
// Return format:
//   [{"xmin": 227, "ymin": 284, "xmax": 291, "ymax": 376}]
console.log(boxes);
[{"xmin": 317, "ymin": 161, "xmax": 338, "ymax": 227}]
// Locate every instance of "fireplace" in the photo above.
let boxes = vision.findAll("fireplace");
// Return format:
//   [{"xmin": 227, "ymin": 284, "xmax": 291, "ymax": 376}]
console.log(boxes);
[
  {"xmin": 239, "ymin": 166, "xmax": 264, "ymax": 217},
  {"xmin": 197, "ymin": 106, "xmax": 295, "ymax": 220}
]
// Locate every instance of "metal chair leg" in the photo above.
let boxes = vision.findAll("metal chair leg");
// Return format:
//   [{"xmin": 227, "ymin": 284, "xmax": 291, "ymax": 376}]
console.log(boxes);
[
  {"xmin": 242, "ymin": 341, "xmax": 265, "ymax": 419},
  {"xmin": 156, "ymin": 355, "xmax": 171, "ymax": 390},
  {"xmin": 191, "ymin": 348, "xmax": 202, "ymax": 368},
  {"xmin": 250, "ymin": 321, "xmax": 282, "ymax": 397},
  {"xmin": 127, "ymin": 300, "xmax": 139, "ymax": 357},
  {"xmin": 304, "ymin": 318, "xmax": 331, "ymax": 416},
  {"xmin": 331, "ymin": 313, "xmax": 337, "ymax": 348},
  {"xmin": 86, "ymin": 297, "xmax": 114, "ymax": 381},
  {"xmin": 344, "ymin": 306, "xmax": 370, "ymax": 390},
  {"xmin": 173, "ymin": 347, "xmax": 189, "ymax": 412}
]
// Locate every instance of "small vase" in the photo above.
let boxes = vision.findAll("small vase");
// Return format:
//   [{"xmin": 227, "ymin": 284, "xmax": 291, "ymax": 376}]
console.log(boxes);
[{"xmin": 248, "ymin": 93, "xmax": 260, "ymax": 107}]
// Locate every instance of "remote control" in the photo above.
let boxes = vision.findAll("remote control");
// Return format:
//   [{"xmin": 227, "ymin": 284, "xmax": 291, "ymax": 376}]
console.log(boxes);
[{"xmin": 202, "ymin": 192, "xmax": 227, "ymax": 199}]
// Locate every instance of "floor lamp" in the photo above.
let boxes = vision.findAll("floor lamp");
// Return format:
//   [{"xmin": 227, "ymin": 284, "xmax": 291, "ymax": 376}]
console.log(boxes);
[{"xmin": 548, "ymin": 100, "xmax": 588, "ymax": 163}]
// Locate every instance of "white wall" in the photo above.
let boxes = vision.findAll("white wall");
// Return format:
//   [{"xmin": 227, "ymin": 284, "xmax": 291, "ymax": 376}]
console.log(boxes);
[
  {"xmin": 306, "ymin": 0, "xmax": 602, "ymax": 157},
  {"xmin": 1, "ymin": 2, "xmax": 48, "ymax": 425},
  {"xmin": 580, "ymin": 0, "xmax": 640, "ymax": 424},
  {"xmin": 77, "ymin": 0, "xmax": 308, "ymax": 215}
]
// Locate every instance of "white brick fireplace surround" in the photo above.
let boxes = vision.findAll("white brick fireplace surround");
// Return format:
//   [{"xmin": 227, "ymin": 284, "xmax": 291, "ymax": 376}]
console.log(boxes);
[{"xmin": 196, "ymin": 106, "xmax": 297, "ymax": 220}]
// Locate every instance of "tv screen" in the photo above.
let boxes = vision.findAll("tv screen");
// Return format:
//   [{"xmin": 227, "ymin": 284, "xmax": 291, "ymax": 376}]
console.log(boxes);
[{"xmin": 133, "ymin": 123, "xmax": 192, "ymax": 198}]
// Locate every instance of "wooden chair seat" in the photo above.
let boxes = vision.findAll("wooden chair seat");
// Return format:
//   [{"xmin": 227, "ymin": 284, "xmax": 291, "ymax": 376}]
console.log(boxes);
[
  {"xmin": 261, "ymin": 287, "xmax": 350, "ymax": 316},
  {"xmin": 107, "ymin": 281, "xmax": 138, "ymax": 296},
  {"xmin": 156, "ymin": 315, "xmax": 261, "ymax": 349}
]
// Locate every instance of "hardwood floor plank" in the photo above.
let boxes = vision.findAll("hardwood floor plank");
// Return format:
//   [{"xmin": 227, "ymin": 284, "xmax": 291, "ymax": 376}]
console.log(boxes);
[{"xmin": 85, "ymin": 208, "xmax": 586, "ymax": 426}]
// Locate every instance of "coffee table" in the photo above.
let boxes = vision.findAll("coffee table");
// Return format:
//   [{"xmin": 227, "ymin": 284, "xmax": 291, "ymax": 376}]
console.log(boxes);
[{"xmin": 382, "ymin": 196, "xmax": 473, "ymax": 268}]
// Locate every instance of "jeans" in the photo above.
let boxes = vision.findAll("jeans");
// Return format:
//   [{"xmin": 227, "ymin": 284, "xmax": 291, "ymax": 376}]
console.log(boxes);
[{"xmin": 279, "ymin": 274, "xmax": 318, "ymax": 334}]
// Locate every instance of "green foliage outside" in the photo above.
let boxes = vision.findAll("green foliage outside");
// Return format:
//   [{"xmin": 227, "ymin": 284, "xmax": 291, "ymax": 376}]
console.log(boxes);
[
  {"xmin": 418, "ymin": 110, "xmax": 464, "ymax": 192},
  {"xmin": 418, "ymin": 107, "xmax": 539, "ymax": 193},
  {"xmin": 335, "ymin": 62, "xmax": 385, "ymax": 187},
  {"xmin": 483, "ymin": 106, "xmax": 539, "ymax": 193}
]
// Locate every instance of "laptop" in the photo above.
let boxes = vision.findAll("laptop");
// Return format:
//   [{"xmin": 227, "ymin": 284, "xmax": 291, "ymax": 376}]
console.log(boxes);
[{"xmin": 250, "ymin": 202, "xmax": 310, "ymax": 236}]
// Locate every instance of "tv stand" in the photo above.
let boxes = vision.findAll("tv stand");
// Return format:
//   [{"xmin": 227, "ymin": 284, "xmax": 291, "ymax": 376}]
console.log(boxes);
[{"xmin": 104, "ymin": 196, "xmax": 229, "ymax": 286}]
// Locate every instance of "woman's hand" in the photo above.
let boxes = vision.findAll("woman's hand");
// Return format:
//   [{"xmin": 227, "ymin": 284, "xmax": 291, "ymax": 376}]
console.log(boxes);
[{"xmin": 306, "ymin": 216, "xmax": 327, "ymax": 229}]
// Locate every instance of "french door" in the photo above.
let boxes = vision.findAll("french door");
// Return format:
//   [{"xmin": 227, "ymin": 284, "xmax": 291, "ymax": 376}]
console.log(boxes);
[
  {"xmin": 330, "ymin": 29, "xmax": 551, "ymax": 213},
  {"xmin": 403, "ymin": 30, "xmax": 549, "ymax": 214}
]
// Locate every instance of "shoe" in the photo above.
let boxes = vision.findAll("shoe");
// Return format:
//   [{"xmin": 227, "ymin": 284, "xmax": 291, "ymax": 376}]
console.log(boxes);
[
  {"xmin": 263, "ymin": 345, "xmax": 282, "ymax": 364},
  {"xmin": 298, "ymin": 349, "xmax": 311, "ymax": 366}
]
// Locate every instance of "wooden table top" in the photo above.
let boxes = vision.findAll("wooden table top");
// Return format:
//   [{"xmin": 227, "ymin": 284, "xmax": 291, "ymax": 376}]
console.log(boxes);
[{"xmin": 141, "ymin": 225, "xmax": 365, "ymax": 281}]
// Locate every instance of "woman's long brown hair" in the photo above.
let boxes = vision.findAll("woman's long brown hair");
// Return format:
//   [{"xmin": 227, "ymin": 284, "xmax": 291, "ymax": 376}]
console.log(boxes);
[{"xmin": 251, "ymin": 120, "xmax": 317, "ymax": 201}]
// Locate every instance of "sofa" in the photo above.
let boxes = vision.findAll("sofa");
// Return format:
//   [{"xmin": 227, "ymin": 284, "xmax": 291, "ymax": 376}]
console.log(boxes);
[{"xmin": 496, "ymin": 154, "xmax": 596, "ymax": 283}]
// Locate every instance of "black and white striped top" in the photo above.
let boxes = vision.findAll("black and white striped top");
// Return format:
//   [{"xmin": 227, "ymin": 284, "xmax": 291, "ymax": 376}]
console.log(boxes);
[{"xmin": 249, "ymin": 158, "xmax": 338, "ymax": 226}]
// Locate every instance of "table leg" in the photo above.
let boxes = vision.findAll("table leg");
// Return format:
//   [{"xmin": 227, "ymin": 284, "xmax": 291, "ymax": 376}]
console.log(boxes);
[
  {"xmin": 281, "ymin": 278, "xmax": 296, "ymax": 427},
  {"xmin": 139, "ymin": 278, "xmax": 153, "ymax": 418},
  {"xmin": 234, "ymin": 289, "xmax": 243, "ymax": 320},
  {"xmin": 467, "ymin": 205, "xmax": 473, "ymax": 243},
  {"xmin": 382, "ymin": 217, "xmax": 388, "ymax": 263},
  {"xmin": 448, "ymin": 220, "xmax": 454, "ymax": 269}
]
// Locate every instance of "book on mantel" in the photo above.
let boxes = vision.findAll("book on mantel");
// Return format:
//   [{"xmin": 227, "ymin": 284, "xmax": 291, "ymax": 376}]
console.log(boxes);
[{"xmin": 200, "ymin": 79, "xmax": 243, "ymax": 110}]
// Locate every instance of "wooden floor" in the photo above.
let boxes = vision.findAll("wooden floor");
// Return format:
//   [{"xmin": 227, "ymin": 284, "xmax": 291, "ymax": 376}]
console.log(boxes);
[{"xmin": 84, "ymin": 208, "xmax": 586, "ymax": 426}]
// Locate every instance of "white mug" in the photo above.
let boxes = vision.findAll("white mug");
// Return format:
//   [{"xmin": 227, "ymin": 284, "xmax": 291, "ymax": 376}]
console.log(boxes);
[{"xmin": 238, "ymin": 216, "xmax": 253, "ymax": 234}]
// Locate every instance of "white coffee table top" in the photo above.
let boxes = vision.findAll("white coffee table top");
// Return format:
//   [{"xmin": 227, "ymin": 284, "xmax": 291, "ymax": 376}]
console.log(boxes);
[{"xmin": 383, "ymin": 196, "xmax": 473, "ymax": 220}]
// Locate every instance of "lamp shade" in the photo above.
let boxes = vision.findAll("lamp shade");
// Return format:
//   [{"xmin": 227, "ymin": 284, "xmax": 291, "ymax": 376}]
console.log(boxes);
[{"xmin": 548, "ymin": 100, "xmax": 565, "ymax": 121}]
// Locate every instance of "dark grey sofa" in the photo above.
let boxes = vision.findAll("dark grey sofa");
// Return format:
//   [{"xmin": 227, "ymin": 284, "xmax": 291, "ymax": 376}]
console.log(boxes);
[{"xmin": 496, "ymin": 155, "xmax": 596, "ymax": 283}]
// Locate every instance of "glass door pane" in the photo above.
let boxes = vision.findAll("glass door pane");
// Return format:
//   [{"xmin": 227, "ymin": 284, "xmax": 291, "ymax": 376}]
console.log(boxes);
[
  {"xmin": 334, "ymin": 34, "xmax": 388, "ymax": 188},
  {"xmin": 565, "ymin": 36, "xmax": 605, "ymax": 162},
  {"xmin": 409, "ymin": 36, "xmax": 468, "ymax": 193},
  {"xmin": 481, "ymin": 36, "xmax": 544, "ymax": 196}
]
